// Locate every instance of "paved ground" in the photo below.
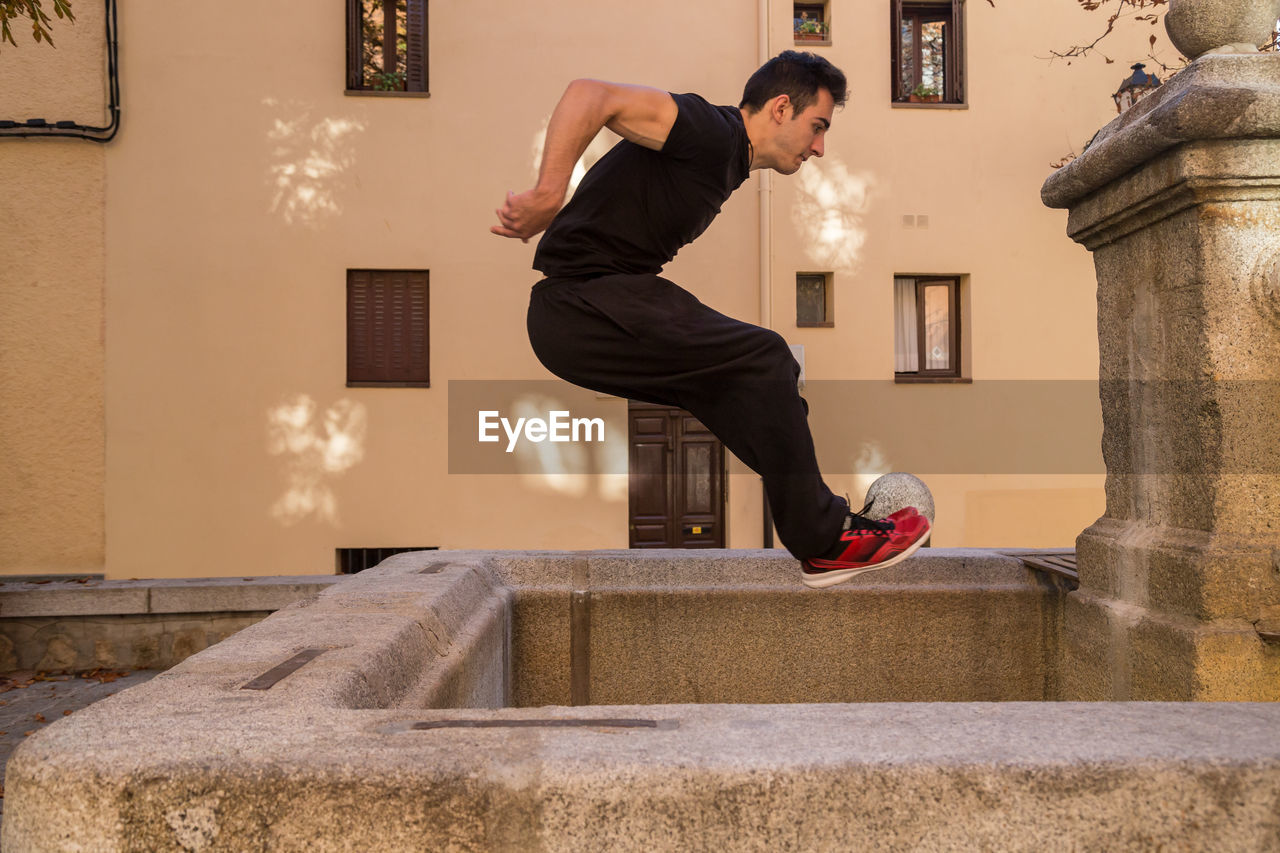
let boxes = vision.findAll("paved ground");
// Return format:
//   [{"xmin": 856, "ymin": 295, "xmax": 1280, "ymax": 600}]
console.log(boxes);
[{"xmin": 0, "ymin": 669, "xmax": 162, "ymax": 839}]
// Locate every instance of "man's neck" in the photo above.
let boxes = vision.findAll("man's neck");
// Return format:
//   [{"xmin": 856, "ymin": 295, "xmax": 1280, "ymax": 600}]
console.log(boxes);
[{"xmin": 739, "ymin": 107, "xmax": 767, "ymax": 172}]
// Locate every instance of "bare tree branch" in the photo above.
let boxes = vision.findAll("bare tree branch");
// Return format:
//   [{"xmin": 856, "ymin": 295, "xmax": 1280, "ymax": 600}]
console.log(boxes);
[{"xmin": 990, "ymin": 0, "xmax": 1276, "ymax": 70}]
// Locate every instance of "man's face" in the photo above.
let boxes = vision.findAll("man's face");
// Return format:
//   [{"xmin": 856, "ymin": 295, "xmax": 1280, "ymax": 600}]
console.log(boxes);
[{"xmin": 772, "ymin": 87, "xmax": 835, "ymax": 175}]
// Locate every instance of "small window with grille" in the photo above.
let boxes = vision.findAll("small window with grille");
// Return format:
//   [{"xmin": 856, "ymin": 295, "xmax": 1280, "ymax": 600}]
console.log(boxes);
[
  {"xmin": 336, "ymin": 547, "xmax": 438, "ymax": 574},
  {"xmin": 347, "ymin": 269, "xmax": 430, "ymax": 387},
  {"xmin": 796, "ymin": 272, "xmax": 834, "ymax": 327}
]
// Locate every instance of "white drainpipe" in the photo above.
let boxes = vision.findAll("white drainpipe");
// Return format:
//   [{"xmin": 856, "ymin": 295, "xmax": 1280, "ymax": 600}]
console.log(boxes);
[
  {"xmin": 757, "ymin": 0, "xmax": 776, "ymax": 549},
  {"xmin": 758, "ymin": 0, "xmax": 772, "ymax": 330}
]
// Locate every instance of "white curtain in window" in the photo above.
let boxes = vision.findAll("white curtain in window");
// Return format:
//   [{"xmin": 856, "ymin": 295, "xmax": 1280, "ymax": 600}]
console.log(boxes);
[{"xmin": 894, "ymin": 277, "xmax": 918, "ymax": 372}]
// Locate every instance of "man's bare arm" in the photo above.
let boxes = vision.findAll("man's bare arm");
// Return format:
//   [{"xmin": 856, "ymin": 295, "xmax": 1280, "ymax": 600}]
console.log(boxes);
[{"xmin": 491, "ymin": 80, "xmax": 678, "ymax": 242}]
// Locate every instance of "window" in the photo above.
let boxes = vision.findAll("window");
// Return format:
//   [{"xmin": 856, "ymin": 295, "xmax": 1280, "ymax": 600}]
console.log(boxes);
[
  {"xmin": 796, "ymin": 273, "xmax": 834, "ymax": 327},
  {"xmin": 894, "ymin": 275, "xmax": 961, "ymax": 380},
  {"xmin": 794, "ymin": 2, "xmax": 831, "ymax": 45},
  {"xmin": 346, "ymin": 0, "xmax": 428, "ymax": 94},
  {"xmin": 891, "ymin": 0, "xmax": 965, "ymax": 104},
  {"xmin": 336, "ymin": 547, "xmax": 437, "ymax": 573},
  {"xmin": 347, "ymin": 269, "xmax": 429, "ymax": 387}
]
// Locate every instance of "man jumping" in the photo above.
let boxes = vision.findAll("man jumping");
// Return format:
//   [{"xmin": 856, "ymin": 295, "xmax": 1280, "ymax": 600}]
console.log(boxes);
[{"xmin": 491, "ymin": 51, "xmax": 930, "ymax": 588}]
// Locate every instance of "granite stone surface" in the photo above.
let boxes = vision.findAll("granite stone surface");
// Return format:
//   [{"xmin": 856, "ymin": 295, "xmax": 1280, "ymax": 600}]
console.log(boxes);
[
  {"xmin": 5, "ymin": 550, "xmax": 1278, "ymax": 849},
  {"xmin": 1043, "ymin": 45, "xmax": 1280, "ymax": 700}
]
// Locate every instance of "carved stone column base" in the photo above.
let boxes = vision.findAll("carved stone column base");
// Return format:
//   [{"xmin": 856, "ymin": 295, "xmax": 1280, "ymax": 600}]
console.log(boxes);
[
  {"xmin": 1045, "ymin": 54, "xmax": 1280, "ymax": 702},
  {"xmin": 1061, "ymin": 518, "xmax": 1280, "ymax": 700}
]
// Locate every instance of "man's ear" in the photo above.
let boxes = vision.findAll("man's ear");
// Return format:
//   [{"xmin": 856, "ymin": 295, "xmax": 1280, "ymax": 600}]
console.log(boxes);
[{"xmin": 769, "ymin": 94, "xmax": 791, "ymax": 124}]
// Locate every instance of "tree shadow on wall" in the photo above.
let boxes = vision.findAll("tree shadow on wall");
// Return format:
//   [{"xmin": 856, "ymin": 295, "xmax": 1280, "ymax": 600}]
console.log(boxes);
[{"xmin": 262, "ymin": 97, "xmax": 367, "ymax": 229}]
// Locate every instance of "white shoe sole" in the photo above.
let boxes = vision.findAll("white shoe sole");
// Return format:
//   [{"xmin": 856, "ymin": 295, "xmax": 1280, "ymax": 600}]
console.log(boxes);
[{"xmin": 801, "ymin": 527, "xmax": 932, "ymax": 589}]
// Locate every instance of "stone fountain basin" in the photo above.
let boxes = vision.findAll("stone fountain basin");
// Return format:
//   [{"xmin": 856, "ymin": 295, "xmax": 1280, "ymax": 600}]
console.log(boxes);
[{"xmin": 5, "ymin": 550, "xmax": 1280, "ymax": 850}]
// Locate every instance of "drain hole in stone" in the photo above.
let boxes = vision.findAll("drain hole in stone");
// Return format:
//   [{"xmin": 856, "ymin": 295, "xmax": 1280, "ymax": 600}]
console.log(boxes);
[
  {"xmin": 409, "ymin": 718, "xmax": 675, "ymax": 730},
  {"xmin": 240, "ymin": 648, "xmax": 327, "ymax": 690}
]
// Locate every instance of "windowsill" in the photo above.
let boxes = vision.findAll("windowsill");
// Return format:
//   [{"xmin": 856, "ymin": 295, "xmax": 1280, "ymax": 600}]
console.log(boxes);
[
  {"xmin": 894, "ymin": 375, "xmax": 972, "ymax": 384},
  {"xmin": 347, "ymin": 381, "xmax": 431, "ymax": 388},
  {"xmin": 796, "ymin": 321, "xmax": 835, "ymax": 329},
  {"xmin": 794, "ymin": 38, "xmax": 832, "ymax": 46},
  {"xmin": 891, "ymin": 101, "xmax": 968, "ymax": 110},
  {"xmin": 344, "ymin": 90, "xmax": 431, "ymax": 98}
]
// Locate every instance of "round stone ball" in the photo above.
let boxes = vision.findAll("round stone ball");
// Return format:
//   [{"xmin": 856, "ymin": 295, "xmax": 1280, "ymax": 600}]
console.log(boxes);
[
  {"xmin": 862, "ymin": 472, "xmax": 935, "ymax": 526},
  {"xmin": 1165, "ymin": 0, "xmax": 1280, "ymax": 59}
]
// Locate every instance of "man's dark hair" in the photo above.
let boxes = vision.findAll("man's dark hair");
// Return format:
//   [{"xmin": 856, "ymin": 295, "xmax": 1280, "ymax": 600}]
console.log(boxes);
[{"xmin": 739, "ymin": 50, "xmax": 848, "ymax": 115}]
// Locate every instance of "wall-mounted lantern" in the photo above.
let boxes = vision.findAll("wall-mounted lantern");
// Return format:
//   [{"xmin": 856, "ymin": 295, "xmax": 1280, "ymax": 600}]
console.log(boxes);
[{"xmin": 1113, "ymin": 62, "xmax": 1162, "ymax": 113}]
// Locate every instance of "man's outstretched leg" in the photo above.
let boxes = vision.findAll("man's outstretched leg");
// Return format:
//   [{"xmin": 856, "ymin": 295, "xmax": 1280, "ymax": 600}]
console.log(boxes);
[{"xmin": 528, "ymin": 274, "xmax": 929, "ymax": 586}]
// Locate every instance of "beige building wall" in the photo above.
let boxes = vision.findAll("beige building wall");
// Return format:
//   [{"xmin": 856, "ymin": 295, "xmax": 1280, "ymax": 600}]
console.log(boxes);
[
  {"xmin": 0, "ymin": 1, "xmax": 108, "ymax": 574},
  {"xmin": 768, "ymin": 1, "xmax": 1153, "ymax": 548},
  {"xmin": 4, "ymin": 1, "xmax": 1170, "ymax": 577},
  {"xmin": 100, "ymin": 0, "xmax": 759, "ymax": 578}
]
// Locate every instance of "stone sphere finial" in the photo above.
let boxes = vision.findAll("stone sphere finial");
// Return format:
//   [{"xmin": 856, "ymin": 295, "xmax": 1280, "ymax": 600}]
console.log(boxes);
[
  {"xmin": 862, "ymin": 472, "xmax": 935, "ymax": 525},
  {"xmin": 1165, "ymin": 0, "xmax": 1280, "ymax": 59}
]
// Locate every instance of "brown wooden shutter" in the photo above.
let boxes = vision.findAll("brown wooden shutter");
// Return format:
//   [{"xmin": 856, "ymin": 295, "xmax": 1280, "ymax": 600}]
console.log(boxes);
[
  {"xmin": 406, "ymin": 0, "xmax": 428, "ymax": 93},
  {"xmin": 949, "ymin": 0, "xmax": 965, "ymax": 103},
  {"xmin": 891, "ymin": 0, "xmax": 904, "ymax": 101},
  {"xmin": 347, "ymin": 270, "xmax": 430, "ymax": 387},
  {"xmin": 346, "ymin": 0, "xmax": 363, "ymax": 90}
]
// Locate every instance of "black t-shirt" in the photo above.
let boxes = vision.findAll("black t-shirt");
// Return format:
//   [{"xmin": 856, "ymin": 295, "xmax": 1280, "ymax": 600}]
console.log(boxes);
[{"xmin": 532, "ymin": 93, "xmax": 751, "ymax": 278}]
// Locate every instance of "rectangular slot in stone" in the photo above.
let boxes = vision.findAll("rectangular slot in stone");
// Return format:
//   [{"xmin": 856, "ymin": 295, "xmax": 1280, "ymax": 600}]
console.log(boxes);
[
  {"xmin": 408, "ymin": 718, "xmax": 669, "ymax": 730},
  {"xmin": 240, "ymin": 647, "xmax": 327, "ymax": 690}
]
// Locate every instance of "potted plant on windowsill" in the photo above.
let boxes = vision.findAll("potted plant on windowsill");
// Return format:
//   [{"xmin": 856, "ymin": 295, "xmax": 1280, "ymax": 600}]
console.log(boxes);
[
  {"xmin": 909, "ymin": 84, "xmax": 941, "ymax": 103},
  {"xmin": 794, "ymin": 19, "xmax": 830, "ymax": 41},
  {"xmin": 371, "ymin": 71, "xmax": 406, "ymax": 92}
]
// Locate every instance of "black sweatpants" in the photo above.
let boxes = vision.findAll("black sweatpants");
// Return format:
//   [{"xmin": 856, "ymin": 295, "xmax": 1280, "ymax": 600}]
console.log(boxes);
[{"xmin": 527, "ymin": 273, "xmax": 847, "ymax": 560}]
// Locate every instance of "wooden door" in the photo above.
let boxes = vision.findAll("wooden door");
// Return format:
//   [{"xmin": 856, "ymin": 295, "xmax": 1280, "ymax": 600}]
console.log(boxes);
[{"xmin": 628, "ymin": 403, "xmax": 725, "ymax": 548}]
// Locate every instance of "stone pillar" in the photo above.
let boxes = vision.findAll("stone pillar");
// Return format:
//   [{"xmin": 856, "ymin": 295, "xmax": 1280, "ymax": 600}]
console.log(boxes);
[{"xmin": 1042, "ymin": 0, "xmax": 1280, "ymax": 700}]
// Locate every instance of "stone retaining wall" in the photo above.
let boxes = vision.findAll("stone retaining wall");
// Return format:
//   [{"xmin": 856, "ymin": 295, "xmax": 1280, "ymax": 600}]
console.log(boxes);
[
  {"xmin": 9, "ymin": 550, "xmax": 1276, "ymax": 850},
  {"xmin": 0, "ymin": 576, "xmax": 339, "ymax": 672}
]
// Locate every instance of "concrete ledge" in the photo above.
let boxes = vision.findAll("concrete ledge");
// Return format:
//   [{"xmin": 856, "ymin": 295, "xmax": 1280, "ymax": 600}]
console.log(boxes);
[
  {"xmin": 504, "ymin": 549, "xmax": 1065, "ymax": 705},
  {"xmin": 5, "ymin": 550, "xmax": 1275, "ymax": 849},
  {"xmin": 0, "ymin": 583, "xmax": 149, "ymax": 618},
  {"xmin": 0, "ymin": 575, "xmax": 342, "ymax": 672},
  {"xmin": 0, "ymin": 575, "xmax": 340, "ymax": 618},
  {"xmin": 7, "ymin": 701, "xmax": 1280, "ymax": 850},
  {"xmin": 489, "ymin": 547, "xmax": 1035, "ymax": 590}
]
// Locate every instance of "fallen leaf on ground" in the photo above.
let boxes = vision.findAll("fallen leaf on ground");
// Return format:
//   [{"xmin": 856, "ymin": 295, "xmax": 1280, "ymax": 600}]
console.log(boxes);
[
  {"xmin": 0, "ymin": 675, "xmax": 38, "ymax": 692},
  {"xmin": 63, "ymin": 709, "xmax": 72, "ymax": 716},
  {"xmin": 79, "ymin": 668, "xmax": 130, "ymax": 684},
  {"xmin": 34, "ymin": 672, "xmax": 72, "ymax": 682},
  {"xmin": 22, "ymin": 730, "xmax": 34, "ymax": 737},
  {"xmin": 33, "ymin": 714, "xmax": 45, "ymax": 722}
]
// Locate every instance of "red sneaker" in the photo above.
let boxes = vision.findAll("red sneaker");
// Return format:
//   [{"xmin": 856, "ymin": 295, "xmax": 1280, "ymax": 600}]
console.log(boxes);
[{"xmin": 801, "ymin": 508, "xmax": 931, "ymax": 589}]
